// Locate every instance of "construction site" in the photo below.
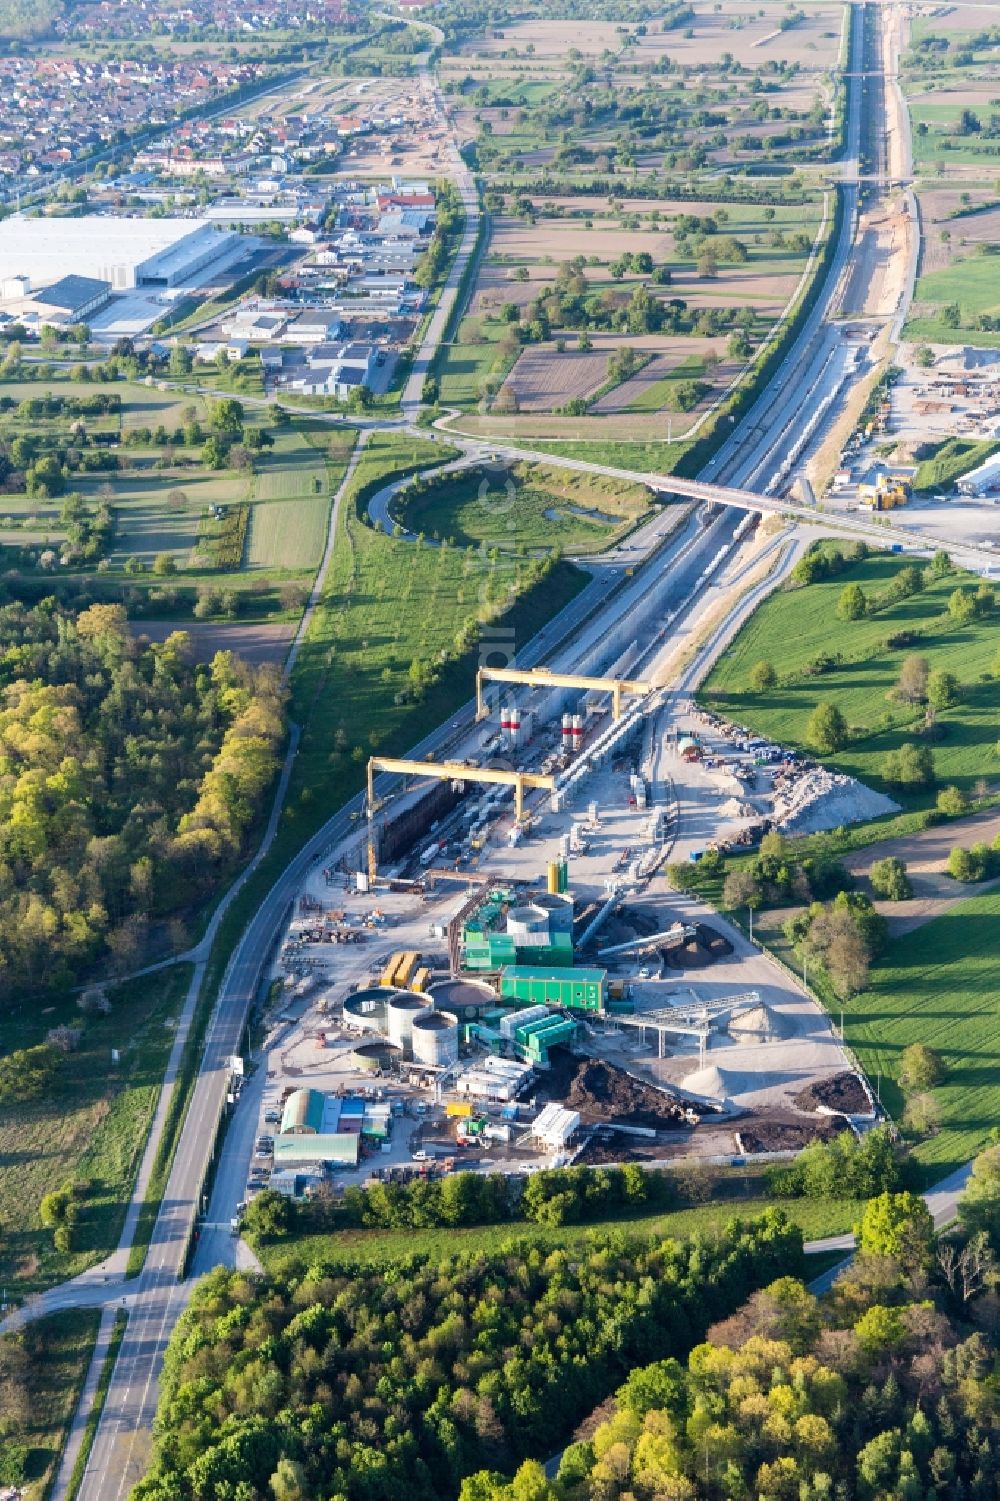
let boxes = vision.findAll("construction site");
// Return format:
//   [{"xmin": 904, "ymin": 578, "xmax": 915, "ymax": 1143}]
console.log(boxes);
[{"xmin": 250, "ymin": 647, "xmax": 879, "ymax": 1200}]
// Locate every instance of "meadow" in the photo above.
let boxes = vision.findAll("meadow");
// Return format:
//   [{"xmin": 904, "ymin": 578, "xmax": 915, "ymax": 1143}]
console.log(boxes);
[
  {"xmin": 7, "ymin": 1308, "xmax": 100, "ymax": 1500},
  {"xmin": 396, "ymin": 461, "xmax": 651, "ymax": 553},
  {"xmin": 257, "ymin": 1190, "xmax": 862, "ymax": 1277},
  {"xmin": 911, "ymin": 252, "xmax": 1000, "ymax": 324},
  {"xmin": 0, "ymin": 964, "xmax": 191, "ymax": 1298},
  {"xmin": 700, "ymin": 549, "xmax": 1000, "ymax": 800},
  {"xmin": 835, "ymin": 886, "xmax": 1000, "ymax": 1175}
]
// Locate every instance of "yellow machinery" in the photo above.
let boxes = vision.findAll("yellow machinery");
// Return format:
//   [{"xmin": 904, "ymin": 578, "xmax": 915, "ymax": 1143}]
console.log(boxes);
[
  {"xmin": 475, "ymin": 666, "xmax": 651, "ymax": 723},
  {"xmin": 366, "ymin": 756, "xmax": 556, "ymax": 881},
  {"xmin": 380, "ymin": 952, "xmax": 405, "ymax": 987},
  {"xmin": 860, "ymin": 475, "xmax": 911, "ymax": 511},
  {"xmin": 394, "ymin": 951, "xmax": 420, "ymax": 987},
  {"xmin": 411, "ymin": 966, "xmax": 432, "ymax": 993}
]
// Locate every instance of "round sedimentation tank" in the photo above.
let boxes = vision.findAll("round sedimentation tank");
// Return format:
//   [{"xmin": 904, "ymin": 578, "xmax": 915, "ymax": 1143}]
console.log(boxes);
[
  {"xmin": 352, "ymin": 1039, "xmax": 402, "ymax": 1074},
  {"xmin": 385, "ymin": 990, "xmax": 433, "ymax": 1054},
  {"xmin": 427, "ymin": 977, "xmax": 497, "ymax": 1016},
  {"xmin": 343, "ymin": 986, "xmax": 394, "ymax": 1034},
  {"xmin": 411, "ymin": 1010, "xmax": 459, "ymax": 1067}
]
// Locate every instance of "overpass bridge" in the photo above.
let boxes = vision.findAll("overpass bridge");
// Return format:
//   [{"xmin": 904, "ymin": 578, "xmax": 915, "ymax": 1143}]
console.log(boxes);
[{"xmin": 457, "ymin": 436, "xmax": 999, "ymax": 571}]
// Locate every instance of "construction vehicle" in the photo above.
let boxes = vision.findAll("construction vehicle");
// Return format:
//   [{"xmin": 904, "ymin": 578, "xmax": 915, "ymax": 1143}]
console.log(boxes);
[{"xmin": 859, "ymin": 474, "xmax": 911, "ymax": 511}]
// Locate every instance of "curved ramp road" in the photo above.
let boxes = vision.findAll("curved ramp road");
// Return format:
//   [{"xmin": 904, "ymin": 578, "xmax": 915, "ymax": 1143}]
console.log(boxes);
[{"xmin": 21, "ymin": 6, "xmax": 982, "ymax": 1496}]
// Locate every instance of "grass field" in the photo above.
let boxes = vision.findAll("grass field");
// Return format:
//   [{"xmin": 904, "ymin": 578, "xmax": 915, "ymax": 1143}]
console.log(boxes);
[
  {"xmin": 833, "ymin": 886, "xmax": 1000, "ymax": 1174},
  {"xmin": 246, "ymin": 497, "xmax": 329, "ymax": 570},
  {"xmin": 625, "ymin": 356, "xmax": 706, "ymax": 413},
  {"xmin": 257, "ymin": 1192, "xmax": 862, "ymax": 1276},
  {"xmin": 0, "ymin": 965, "xmax": 191, "ymax": 1298},
  {"xmin": 912, "ymin": 251, "xmax": 1000, "ymax": 321},
  {"xmin": 700, "ymin": 550, "xmax": 1000, "ymax": 800},
  {"xmin": 436, "ymin": 319, "xmax": 520, "ymax": 408},
  {"xmin": 914, "ymin": 437, "xmax": 1000, "ymax": 492},
  {"xmin": 3, "ymin": 1308, "xmax": 100, "ymax": 1500},
  {"xmin": 396, "ymin": 463, "xmax": 651, "ymax": 553}
]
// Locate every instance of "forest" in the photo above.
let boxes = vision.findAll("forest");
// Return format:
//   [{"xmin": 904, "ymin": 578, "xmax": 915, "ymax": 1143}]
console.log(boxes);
[
  {"xmin": 131, "ymin": 1212, "xmax": 802, "ymax": 1501},
  {"xmin": 0, "ymin": 597, "xmax": 285, "ymax": 999},
  {"xmin": 465, "ymin": 1191, "xmax": 1000, "ymax": 1501}
]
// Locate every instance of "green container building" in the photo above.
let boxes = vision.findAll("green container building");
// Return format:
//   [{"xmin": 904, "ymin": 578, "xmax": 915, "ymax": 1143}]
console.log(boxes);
[{"xmin": 500, "ymin": 966, "xmax": 606, "ymax": 1012}]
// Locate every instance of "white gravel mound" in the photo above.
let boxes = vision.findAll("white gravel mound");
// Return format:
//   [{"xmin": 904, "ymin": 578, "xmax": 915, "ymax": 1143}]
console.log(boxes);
[{"xmin": 772, "ymin": 767, "xmax": 898, "ymax": 835}]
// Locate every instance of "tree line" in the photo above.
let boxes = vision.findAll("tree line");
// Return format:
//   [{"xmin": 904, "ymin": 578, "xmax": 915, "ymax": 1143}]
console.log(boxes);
[
  {"xmin": 0, "ymin": 598, "xmax": 285, "ymax": 1001},
  {"xmin": 131, "ymin": 1211, "xmax": 803, "ymax": 1501},
  {"xmin": 463, "ymin": 1181, "xmax": 1000, "ymax": 1501}
]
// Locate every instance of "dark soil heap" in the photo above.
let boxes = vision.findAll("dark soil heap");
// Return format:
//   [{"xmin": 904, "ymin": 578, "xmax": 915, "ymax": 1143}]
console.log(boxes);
[
  {"xmin": 541, "ymin": 1048, "xmax": 716, "ymax": 1129},
  {"xmin": 663, "ymin": 923, "xmax": 734, "ymax": 971},
  {"xmin": 794, "ymin": 1071, "xmax": 871, "ymax": 1115}
]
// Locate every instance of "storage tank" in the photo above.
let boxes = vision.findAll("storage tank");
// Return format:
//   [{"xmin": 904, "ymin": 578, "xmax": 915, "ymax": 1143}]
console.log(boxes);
[
  {"xmin": 385, "ymin": 990, "xmax": 433, "ymax": 1054},
  {"xmin": 411, "ymin": 1010, "xmax": 459, "ymax": 1067},
  {"xmin": 352, "ymin": 1039, "xmax": 402, "ymax": 1074},
  {"xmin": 506, "ymin": 903, "xmax": 549, "ymax": 942},
  {"xmin": 534, "ymin": 892, "xmax": 574, "ymax": 932},
  {"xmin": 343, "ymin": 986, "xmax": 395, "ymax": 1034},
  {"xmin": 561, "ymin": 713, "xmax": 573, "ymax": 747},
  {"xmin": 509, "ymin": 706, "xmax": 521, "ymax": 749}
]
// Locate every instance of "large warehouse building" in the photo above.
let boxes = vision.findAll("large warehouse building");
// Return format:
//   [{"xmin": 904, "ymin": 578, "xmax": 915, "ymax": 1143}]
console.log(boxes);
[{"xmin": 0, "ymin": 216, "xmax": 242, "ymax": 293}]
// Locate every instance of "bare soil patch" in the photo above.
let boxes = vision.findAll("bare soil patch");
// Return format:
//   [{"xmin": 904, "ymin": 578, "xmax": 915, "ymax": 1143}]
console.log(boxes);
[
  {"xmin": 129, "ymin": 619, "xmax": 295, "ymax": 665},
  {"xmin": 460, "ymin": 18, "xmax": 621, "ymax": 57},
  {"xmin": 502, "ymin": 347, "xmax": 608, "ymax": 412},
  {"xmin": 843, "ymin": 804, "xmax": 1000, "ymax": 937}
]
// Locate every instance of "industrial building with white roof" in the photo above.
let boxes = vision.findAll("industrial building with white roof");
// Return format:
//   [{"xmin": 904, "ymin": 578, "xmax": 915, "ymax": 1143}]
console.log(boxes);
[{"xmin": 0, "ymin": 215, "xmax": 241, "ymax": 293}]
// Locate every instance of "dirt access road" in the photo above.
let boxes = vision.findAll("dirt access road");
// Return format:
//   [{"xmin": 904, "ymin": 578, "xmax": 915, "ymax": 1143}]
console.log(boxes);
[{"xmin": 844, "ymin": 804, "xmax": 1000, "ymax": 936}]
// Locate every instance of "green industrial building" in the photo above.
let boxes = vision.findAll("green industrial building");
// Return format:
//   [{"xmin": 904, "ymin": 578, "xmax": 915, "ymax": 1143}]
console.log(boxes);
[
  {"xmin": 500, "ymin": 965, "xmax": 606, "ymax": 1012},
  {"xmin": 463, "ymin": 929, "xmax": 573, "ymax": 971},
  {"xmin": 513, "ymin": 1012, "xmax": 578, "ymax": 1064}
]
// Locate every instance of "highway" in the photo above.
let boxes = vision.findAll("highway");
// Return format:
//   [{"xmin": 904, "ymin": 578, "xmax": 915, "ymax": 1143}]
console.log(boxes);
[{"xmin": 41, "ymin": 4, "xmax": 965, "ymax": 1495}]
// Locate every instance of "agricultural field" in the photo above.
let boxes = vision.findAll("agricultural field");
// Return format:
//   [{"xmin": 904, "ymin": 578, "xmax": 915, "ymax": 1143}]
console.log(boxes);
[
  {"xmin": 902, "ymin": 10, "xmax": 1000, "ymax": 175},
  {"xmin": 444, "ymin": 191, "xmax": 824, "ymax": 427},
  {"xmin": 905, "ymin": 250, "xmax": 1000, "ymax": 345},
  {"xmin": 395, "ymin": 460, "xmax": 653, "ymax": 553},
  {"xmin": 0, "ymin": 965, "xmax": 191, "ymax": 1299},
  {"xmin": 700, "ymin": 547, "xmax": 1000, "ymax": 801}
]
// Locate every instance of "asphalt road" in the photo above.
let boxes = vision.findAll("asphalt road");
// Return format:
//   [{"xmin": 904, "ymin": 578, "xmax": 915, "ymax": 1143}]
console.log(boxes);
[{"xmin": 63, "ymin": 5, "xmax": 958, "ymax": 1492}]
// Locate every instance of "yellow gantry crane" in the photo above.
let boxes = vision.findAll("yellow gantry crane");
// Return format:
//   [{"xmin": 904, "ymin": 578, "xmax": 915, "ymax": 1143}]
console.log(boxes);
[
  {"xmin": 366, "ymin": 756, "xmax": 556, "ymax": 881},
  {"xmin": 475, "ymin": 666, "xmax": 651, "ymax": 723}
]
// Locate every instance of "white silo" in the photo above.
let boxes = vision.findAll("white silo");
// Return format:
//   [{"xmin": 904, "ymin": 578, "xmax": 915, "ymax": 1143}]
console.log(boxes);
[
  {"xmin": 411, "ymin": 1010, "xmax": 459, "ymax": 1067},
  {"xmin": 386, "ymin": 990, "xmax": 433, "ymax": 1056}
]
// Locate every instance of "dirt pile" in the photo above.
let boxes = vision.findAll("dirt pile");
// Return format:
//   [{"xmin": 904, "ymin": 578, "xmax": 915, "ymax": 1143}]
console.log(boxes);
[
  {"xmin": 771, "ymin": 766, "xmax": 898, "ymax": 835},
  {"xmin": 735, "ymin": 1115, "xmax": 848, "ymax": 1154},
  {"xmin": 542, "ymin": 1048, "xmax": 716, "ymax": 1128},
  {"xmin": 664, "ymin": 923, "xmax": 734, "ymax": 970},
  {"xmin": 794, "ymin": 1071, "xmax": 872, "ymax": 1116}
]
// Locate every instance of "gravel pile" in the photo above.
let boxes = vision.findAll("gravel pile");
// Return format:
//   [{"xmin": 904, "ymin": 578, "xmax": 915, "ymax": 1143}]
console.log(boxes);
[{"xmin": 772, "ymin": 767, "xmax": 898, "ymax": 834}]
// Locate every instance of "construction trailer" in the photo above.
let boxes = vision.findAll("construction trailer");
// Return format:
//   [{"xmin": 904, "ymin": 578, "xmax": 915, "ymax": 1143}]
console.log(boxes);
[{"xmin": 499, "ymin": 965, "xmax": 606, "ymax": 1013}]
